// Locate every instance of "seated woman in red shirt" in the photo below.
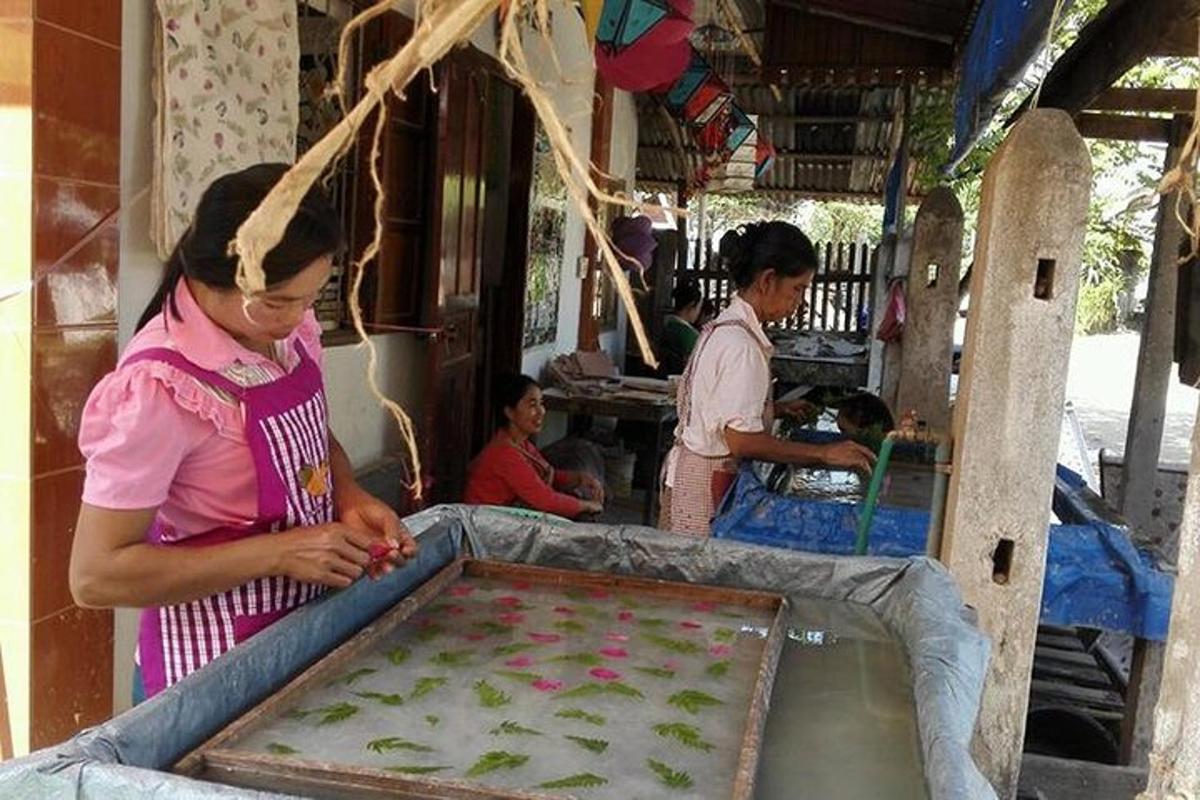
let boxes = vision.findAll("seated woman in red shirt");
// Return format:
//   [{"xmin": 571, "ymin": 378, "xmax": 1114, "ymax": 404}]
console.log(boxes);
[{"xmin": 465, "ymin": 374, "xmax": 604, "ymax": 519}]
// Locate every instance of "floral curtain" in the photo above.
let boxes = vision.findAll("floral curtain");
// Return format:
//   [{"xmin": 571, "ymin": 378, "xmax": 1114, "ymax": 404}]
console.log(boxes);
[{"xmin": 152, "ymin": 0, "xmax": 301, "ymax": 259}]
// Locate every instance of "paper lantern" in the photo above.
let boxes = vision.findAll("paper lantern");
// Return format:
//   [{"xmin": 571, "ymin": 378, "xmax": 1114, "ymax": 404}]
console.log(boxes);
[{"xmin": 594, "ymin": 0, "xmax": 694, "ymax": 92}]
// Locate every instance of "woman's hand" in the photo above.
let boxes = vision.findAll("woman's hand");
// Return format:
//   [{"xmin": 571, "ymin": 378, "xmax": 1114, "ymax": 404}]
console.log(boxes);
[
  {"xmin": 269, "ymin": 523, "xmax": 376, "ymax": 588},
  {"xmin": 775, "ymin": 399, "xmax": 821, "ymax": 423},
  {"xmin": 577, "ymin": 473, "xmax": 606, "ymax": 504},
  {"xmin": 579, "ymin": 499, "xmax": 604, "ymax": 515},
  {"xmin": 336, "ymin": 485, "xmax": 419, "ymax": 578},
  {"xmin": 818, "ymin": 440, "xmax": 877, "ymax": 475}
]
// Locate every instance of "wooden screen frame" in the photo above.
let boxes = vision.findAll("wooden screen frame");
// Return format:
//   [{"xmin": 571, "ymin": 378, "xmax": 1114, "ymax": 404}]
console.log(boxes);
[{"xmin": 175, "ymin": 559, "xmax": 789, "ymax": 800}]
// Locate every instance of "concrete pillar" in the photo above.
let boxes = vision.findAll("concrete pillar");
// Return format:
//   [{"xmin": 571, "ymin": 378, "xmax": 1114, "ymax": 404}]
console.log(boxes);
[
  {"xmin": 1140, "ymin": 397, "xmax": 1200, "ymax": 798},
  {"xmin": 895, "ymin": 188, "xmax": 964, "ymax": 432},
  {"xmin": 1119, "ymin": 133, "xmax": 1190, "ymax": 769},
  {"xmin": 939, "ymin": 109, "xmax": 1091, "ymax": 799}
]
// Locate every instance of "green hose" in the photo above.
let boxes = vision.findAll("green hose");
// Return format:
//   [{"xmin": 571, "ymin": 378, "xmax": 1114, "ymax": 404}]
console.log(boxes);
[{"xmin": 854, "ymin": 436, "xmax": 895, "ymax": 555}]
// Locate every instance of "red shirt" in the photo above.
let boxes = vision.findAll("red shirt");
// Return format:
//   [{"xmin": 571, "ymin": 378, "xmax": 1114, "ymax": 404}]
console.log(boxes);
[{"xmin": 464, "ymin": 432, "xmax": 584, "ymax": 518}]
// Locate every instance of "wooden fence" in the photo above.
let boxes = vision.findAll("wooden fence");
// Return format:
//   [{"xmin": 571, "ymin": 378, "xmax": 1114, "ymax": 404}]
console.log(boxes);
[{"xmin": 681, "ymin": 240, "xmax": 877, "ymax": 335}]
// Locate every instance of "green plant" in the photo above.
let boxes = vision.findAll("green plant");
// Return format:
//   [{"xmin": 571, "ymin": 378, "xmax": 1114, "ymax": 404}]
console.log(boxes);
[
  {"xmin": 491, "ymin": 720, "xmax": 543, "ymax": 736},
  {"xmin": 409, "ymin": 676, "xmax": 448, "ymax": 700}
]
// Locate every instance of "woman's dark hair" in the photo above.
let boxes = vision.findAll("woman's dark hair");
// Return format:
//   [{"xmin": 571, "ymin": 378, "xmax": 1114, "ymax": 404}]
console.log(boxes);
[
  {"xmin": 136, "ymin": 163, "xmax": 343, "ymax": 332},
  {"xmin": 718, "ymin": 221, "xmax": 817, "ymax": 290},
  {"xmin": 671, "ymin": 280, "xmax": 703, "ymax": 313},
  {"xmin": 495, "ymin": 373, "xmax": 540, "ymax": 426}
]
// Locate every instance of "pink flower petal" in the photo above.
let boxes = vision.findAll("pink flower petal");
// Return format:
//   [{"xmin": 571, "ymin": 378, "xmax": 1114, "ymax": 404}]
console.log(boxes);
[
  {"xmin": 553, "ymin": 606, "xmax": 575, "ymax": 615},
  {"xmin": 604, "ymin": 632, "xmax": 629, "ymax": 642},
  {"xmin": 589, "ymin": 667, "xmax": 622, "ymax": 681},
  {"xmin": 498, "ymin": 612, "xmax": 525, "ymax": 625},
  {"xmin": 617, "ymin": 610, "xmax": 635, "ymax": 622},
  {"xmin": 598, "ymin": 647, "xmax": 628, "ymax": 659},
  {"xmin": 709, "ymin": 644, "xmax": 732, "ymax": 657},
  {"xmin": 447, "ymin": 605, "xmax": 467, "ymax": 616},
  {"xmin": 449, "ymin": 585, "xmax": 475, "ymax": 597},
  {"xmin": 532, "ymin": 679, "xmax": 563, "ymax": 692},
  {"xmin": 679, "ymin": 620, "xmax": 703, "ymax": 630},
  {"xmin": 495, "ymin": 596, "xmax": 523, "ymax": 608},
  {"xmin": 528, "ymin": 632, "xmax": 562, "ymax": 643},
  {"xmin": 511, "ymin": 581, "xmax": 533, "ymax": 591},
  {"xmin": 504, "ymin": 655, "xmax": 535, "ymax": 668},
  {"xmin": 463, "ymin": 633, "xmax": 487, "ymax": 642},
  {"xmin": 587, "ymin": 588, "xmax": 611, "ymax": 600},
  {"xmin": 691, "ymin": 601, "xmax": 717, "ymax": 613}
]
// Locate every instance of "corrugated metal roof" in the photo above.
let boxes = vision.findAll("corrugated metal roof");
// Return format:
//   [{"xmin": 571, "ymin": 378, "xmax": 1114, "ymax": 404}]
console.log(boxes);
[{"xmin": 636, "ymin": 85, "xmax": 923, "ymax": 201}]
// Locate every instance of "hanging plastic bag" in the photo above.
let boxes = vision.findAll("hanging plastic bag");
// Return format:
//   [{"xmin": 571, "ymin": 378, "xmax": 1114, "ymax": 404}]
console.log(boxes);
[{"xmin": 876, "ymin": 280, "xmax": 907, "ymax": 342}]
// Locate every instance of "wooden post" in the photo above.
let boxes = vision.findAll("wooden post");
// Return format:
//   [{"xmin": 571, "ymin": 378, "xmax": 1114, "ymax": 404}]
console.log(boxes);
[
  {"xmin": 895, "ymin": 187, "xmax": 964, "ymax": 431},
  {"xmin": 1119, "ymin": 121, "xmax": 1190, "ymax": 769},
  {"xmin": 939, "ymin": 109, "xmax": 1092, "ymax": 799},
  {"xmin": 1140, "ymin": 396, "xmax": 1200, "ymax": 797},
  {"xmin": 577, "ymin": 76, "xmax": 613, "ymax": 352}
]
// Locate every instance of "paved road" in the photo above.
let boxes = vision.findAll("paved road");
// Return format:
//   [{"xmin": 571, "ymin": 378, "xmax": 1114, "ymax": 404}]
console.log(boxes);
[{"xmin": 1063, "ymin": 333, "xmax": 1197, "ymax": 471}]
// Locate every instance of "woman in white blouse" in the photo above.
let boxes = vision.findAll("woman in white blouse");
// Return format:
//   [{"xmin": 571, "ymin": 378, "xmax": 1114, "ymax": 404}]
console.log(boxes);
[{"xmin": 660, "ymin": 221, "xmax": 876, "ymax": 536}]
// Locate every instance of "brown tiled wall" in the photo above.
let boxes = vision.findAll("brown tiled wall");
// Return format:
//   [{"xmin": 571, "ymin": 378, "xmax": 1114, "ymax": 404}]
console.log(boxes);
[{"xmin": 22, "ymin": 0, "xmax": 121, "ymax": 749}]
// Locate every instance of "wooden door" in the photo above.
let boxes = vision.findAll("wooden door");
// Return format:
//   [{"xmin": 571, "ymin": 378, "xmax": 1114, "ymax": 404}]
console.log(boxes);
[{"xmin": 425, "ymin": 56, "xmax": 537, "ymax": 504}]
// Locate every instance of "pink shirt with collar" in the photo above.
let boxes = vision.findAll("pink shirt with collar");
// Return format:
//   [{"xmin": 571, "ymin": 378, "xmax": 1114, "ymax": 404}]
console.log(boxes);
[{"xmin": 79, "ymin": 279, "xmax": 325, "ymax": 542}]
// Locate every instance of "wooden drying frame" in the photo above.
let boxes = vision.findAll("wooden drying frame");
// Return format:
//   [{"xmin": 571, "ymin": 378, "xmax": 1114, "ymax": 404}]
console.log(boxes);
[{"xmin": 176, "ymin": 558, "xmax": 789, "ymax": 800}]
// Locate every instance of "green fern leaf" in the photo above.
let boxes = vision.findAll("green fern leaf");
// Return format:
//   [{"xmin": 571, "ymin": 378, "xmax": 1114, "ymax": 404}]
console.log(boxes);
[
  {"xmin": 554, "ymin": 619, "xmax": 588, "ymax": 633},
  {"xmin": 265, "ymin": 742, "xmax": 299, "ymax": 755},
  {"xmin": 332, "ymin": 667, "xmax": 377, "ymax": 686},
  {"xmin": 633, "ymin": 666, "xmax": 676, "ymax": 679},
  {"xmin": 424, "ymin": 714, "xmax": 440, "ymax": 727},
  {"xmin": 490, "ymin": 720, "xmax": 543, "ymax": 736},
  {"xmin": 367, "ymin": 737, "xmax": 434, "ymax": 754},
  {"xmin": 647, "ymin": 758, "xmax": 693, "ymax": 789},
  {"xmin": 636, "ymin": 617, "xmax": 668, "ymax": 629},
  {"xmin": 705, "ymin": 661, "xmax": 731, "ymax": 678},
  {"xmin": 564, "ymin": 735, "xmax": 609, "ymax": 754},
  {"xmin": 643, "ymin": 633, "xmax": 702, "ymax": 654},
  {"xmin": 652, "ymin": 722, "xmax": 715, "ymax": 752},
  {"xmin": 409, "ymin": 676, "xmax": 448, "ymax": 700},
  {"xmin": 354, "ymin": 691, "xmax": 405, "ymax": 706},
  {"xmin": 386, "ymin": 645, "xmax": 411, "ymax": 665},
  {"xmin": 713, "ymin": 627, "xmax": 738, "ymax": 644},
  {"xmin": 474, "ymin": 620, "xmax": 516, "ymax": 636},
  {"xmin": 546, "ymin": 652, "xmax": 602, "ymax": 666},
  {"xmin": 493, "ymin": 670, "xmax": 543, "ymax": 685},
  {"xmin": 430, "ymin": 649, "xmax": 475, "ymax": 667},
  {"xmin": 493, "ymin": 642, "xmax": 536, "ymax": 656},
  {"xmin": 537, "ymin": 773, "xmax": 608, "ymax": 789},
  {"xmin": 465, "ymin": 750, "xmax": 530, "ymax": 777},
  {"xmin": 474, "ymin": 679, "xmax": 512, "ymax": 708},
  {"xmin": 313, "ymin": 702, "xmax": 358, "ymax": 725},
  {"xmin": 554, "ymin": 708, "xmax": 606, "ymax": 725},
  {"xmin": 667, "ymin": 689, "xmax": 723, "ymax": 714}
]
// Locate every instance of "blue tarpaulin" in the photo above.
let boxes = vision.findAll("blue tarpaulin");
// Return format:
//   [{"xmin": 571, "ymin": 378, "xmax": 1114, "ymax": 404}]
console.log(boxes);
[
  {"xmin": 950, "ymin": 0, "xmax": 1063, "ymax": 168},
  {"xmin": 712, "ymin": 464, "xmax": 1174, "ymax": 640}
]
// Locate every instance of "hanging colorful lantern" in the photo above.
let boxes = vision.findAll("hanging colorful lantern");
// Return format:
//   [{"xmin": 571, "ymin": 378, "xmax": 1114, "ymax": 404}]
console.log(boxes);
[
  {"xmin": 754, "ymin": 137, "xmax": 776, "ymax": 178},
  {"xmin": 660, "ymin": 49, "xmax": 732, "ymax": 127},
  {"xmin": 593, "ymin": 0, "xmax": 694, "ymax": 92}
]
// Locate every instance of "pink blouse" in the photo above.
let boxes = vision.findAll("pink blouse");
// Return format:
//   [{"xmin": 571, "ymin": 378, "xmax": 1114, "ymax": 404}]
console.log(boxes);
[{"xmin": 79, "ymin": 280, "xmax": 325, "ymax": 542}]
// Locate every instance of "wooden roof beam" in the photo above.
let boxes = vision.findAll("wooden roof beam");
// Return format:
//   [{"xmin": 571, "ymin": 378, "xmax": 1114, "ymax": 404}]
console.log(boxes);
[
  {"xmin": 1152, "ymin": 18, "xmax": 1200, "ymax": 57},
  {"xmin": 1075, "ymin": 112, "xmax": 1174, "ymax": 142},
  {"xmin": 771, "ymin": 0, "xmax": 960, "ymax": 43},
  {"xmin": 1017, "ymin": 0, "xmax": 1200, "ymax": 116},
  {"xmin": 1089, "ymin": 88, "xmax": 1197, "ymax": 114}
]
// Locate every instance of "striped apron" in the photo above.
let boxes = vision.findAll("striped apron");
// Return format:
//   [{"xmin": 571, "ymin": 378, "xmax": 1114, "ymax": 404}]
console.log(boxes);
[
  {"xmin": 123, "ymin": 342, "xmax": 333, "ymax": 698},
  {"xmin": 659, "ymin": 319, "xmax": 773, "ymax": 537}
]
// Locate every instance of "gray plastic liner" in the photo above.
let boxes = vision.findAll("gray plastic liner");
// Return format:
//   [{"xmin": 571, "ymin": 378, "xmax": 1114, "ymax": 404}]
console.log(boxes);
[{"xmin": 0, "ymin": 506, "xmax": 994, "ymax": 799}]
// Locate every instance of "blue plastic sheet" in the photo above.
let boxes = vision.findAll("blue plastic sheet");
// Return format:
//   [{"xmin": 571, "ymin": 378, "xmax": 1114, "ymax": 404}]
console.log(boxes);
[
  {"xmin": 950, "ymin": 0, "xmax": 1061, "ymax": 168},
  {"xmin": 712, "ymin": 464, "xmax": 1174, "ymax": 640}
]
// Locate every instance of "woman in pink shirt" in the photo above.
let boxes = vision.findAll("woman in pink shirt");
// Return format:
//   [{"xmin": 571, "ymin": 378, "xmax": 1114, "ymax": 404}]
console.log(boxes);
[
  {"xmin": 69, "ymin": 164, "xmax": 417, "ymax": 701},
  {"xmin": 464, "ymin": 374, "xmax": 604, "ymax": 519}
]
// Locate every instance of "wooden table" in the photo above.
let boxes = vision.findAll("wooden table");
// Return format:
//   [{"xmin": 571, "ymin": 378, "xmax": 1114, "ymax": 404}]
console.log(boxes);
[{"xmin": 541, "ymin": 387, "xmax": 677, "ymax": 525}]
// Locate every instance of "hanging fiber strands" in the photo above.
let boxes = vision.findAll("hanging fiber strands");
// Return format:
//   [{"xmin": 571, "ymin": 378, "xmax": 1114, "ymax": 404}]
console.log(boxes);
[{"xmin": 231, "ymin": 0, "xmax": 663, "ymax": 500}]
